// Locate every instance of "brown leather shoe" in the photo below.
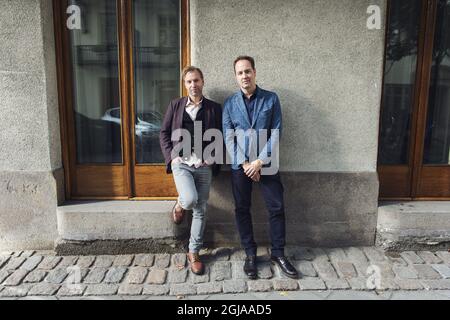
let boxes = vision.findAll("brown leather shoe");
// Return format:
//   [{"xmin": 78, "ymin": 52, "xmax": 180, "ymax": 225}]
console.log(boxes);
[
  {"xmin": 172, "ymin": 202, "xmax": 185, "ymax": 225},
  {"xmin": 187, "ymin": 253, "xmax": 205, "ymax": 275}
]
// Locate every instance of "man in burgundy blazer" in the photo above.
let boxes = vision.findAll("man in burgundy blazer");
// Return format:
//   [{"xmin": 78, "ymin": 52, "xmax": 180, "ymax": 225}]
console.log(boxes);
[{"xmin": 159, "ymin": 66, "xmax": 222, "ymax": 275}]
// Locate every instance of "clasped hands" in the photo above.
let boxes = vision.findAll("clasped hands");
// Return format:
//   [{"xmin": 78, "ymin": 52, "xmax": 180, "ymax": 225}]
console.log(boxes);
[{"xmin": 243, "ymin": 160, "xmax": 263, "ymax": 182}]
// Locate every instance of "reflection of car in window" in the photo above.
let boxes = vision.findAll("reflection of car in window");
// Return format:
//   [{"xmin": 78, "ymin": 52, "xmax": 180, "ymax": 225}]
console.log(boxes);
[
  {"xmin": 101, "ymin": 107, "xmax": 162, "ymax": 136},
  {"xmin": 100, "ymin": 107, "xmax": 164, "ymax": 163}
]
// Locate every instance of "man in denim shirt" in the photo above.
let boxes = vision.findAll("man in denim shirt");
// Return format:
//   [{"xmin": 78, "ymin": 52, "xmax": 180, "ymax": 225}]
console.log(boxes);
[{"xmin": 223, "ymin": 56, "xmax": 298, "ymax": 280}]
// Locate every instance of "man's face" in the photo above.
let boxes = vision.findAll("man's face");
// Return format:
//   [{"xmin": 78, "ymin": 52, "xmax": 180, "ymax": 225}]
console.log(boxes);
[
  {"xmin": 184, "ymin": 71, "xmax": 204, "ymax": 99},
  {"xmin": 235, "ymin": 59, "xmax": 256, "ymax": 91}
]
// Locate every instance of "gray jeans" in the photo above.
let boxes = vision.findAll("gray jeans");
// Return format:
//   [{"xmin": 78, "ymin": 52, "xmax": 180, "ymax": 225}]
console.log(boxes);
[{"xmin": 172, "ymin": 163, "xmax": 212, "ymax": 253}]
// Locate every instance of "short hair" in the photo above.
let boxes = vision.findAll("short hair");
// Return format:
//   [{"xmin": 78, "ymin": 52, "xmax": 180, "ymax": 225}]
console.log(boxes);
[
  {"xmin": 182, "ymin": 66, "xmax": 204, "ymax": 81},
  {"xmin": 233, "ymin": 56, "xmax": 256, "ymax": 72}
]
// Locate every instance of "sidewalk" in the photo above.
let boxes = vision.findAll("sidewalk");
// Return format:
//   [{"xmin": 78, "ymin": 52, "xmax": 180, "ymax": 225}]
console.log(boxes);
[{"xmin": 0, "ymin": 247, "xmax": 449, "ymax": 300}]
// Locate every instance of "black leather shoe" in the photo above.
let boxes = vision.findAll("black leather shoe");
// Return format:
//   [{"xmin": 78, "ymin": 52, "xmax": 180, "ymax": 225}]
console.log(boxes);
[
  {"xmin": 271, "ymin": 256, "xmax": 299, "ymax": 279},
  {"xmin": 244, "ymin": 256, "xmax": 258, "ymax": 280}
]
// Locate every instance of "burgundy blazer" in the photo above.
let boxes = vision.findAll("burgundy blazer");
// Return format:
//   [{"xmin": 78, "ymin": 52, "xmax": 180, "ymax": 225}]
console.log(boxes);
[{"xmin": 159, "ymin": 97, "xmax": 223, "ymax": 175}]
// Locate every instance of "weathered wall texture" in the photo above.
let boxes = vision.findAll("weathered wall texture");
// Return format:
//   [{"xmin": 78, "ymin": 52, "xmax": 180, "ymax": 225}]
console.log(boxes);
[
  {"xmin": 0, "ymin": 0, "xmax": 62, "ymax": 250},
  {"xmin": 191, "ymin": 0, "xmax": 386, "ymax": 246},
  {"xmin": 191, "ymin": 0, "xmax": 385, "ymax": 172}
]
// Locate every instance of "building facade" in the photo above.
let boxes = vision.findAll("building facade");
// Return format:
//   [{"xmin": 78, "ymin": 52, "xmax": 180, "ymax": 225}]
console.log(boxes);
[{"xmin": 0, "ymin": 0, "xmax": 449, "ymax": 253}]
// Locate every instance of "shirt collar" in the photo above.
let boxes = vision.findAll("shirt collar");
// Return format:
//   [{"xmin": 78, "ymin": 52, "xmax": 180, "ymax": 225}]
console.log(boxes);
[
  {"xmin": 186, "ymin": 96, "xmax": 204, "ymax": 107},
  {"xmin": 241, "ymin": 86, "xmax": 259, "ymax": 101}
]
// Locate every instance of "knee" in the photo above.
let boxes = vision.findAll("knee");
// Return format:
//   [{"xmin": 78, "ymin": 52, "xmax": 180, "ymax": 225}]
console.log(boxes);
[{"xmin": 180, "ymin": 195, "xmax": 198, "ymax": 210}]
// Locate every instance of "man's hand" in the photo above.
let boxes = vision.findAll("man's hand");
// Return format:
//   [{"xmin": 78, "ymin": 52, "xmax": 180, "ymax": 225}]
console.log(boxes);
[
  {"xmin": 243, "ymin": 160, "xmax": 263, "ymax": 182},
  {"xmin": 171, "ymin": 157, "xmax": 183, "ymax": 166}
]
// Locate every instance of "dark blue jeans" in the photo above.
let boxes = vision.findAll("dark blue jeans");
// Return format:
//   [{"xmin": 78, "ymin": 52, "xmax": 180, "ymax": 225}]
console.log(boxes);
[{"xmin": 231, "ymin": 169, "xmax": 286, "ymax": 258}]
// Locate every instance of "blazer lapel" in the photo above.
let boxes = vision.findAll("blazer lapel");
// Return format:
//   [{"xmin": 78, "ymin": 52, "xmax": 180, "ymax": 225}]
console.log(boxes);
[
  {"xmin": 174, "ymin": 97, "xmax": 188, "ymax": 129},
  {"xmin": 236, "ymin": 94, "xmax": 252, "ymax": 127},
  {"xmin": 251, "ymin": 96, "xmax": 264, "ymax": 128}
]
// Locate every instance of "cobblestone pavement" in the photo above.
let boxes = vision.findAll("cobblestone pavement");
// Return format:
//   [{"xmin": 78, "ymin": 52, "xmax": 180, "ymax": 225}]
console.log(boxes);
[{"xmin": 0, "ymin": 247, "xmax": 449, "ymax": 300}]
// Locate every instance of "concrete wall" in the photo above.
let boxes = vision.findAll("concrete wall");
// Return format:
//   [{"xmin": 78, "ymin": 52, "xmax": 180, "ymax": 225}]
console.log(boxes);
[
  {"xmin": 0, "ymin": 0, "xmax": 62, "ymax": 250},
  {"xmin": 190, "ymin": 0, "xmax": 386, "ymax": 246}
]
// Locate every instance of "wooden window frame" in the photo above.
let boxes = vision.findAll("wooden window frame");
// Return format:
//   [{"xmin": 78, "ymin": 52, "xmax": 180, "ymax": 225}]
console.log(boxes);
[{"xmin": 53, "ymin": 0, "xmax": 190, "ymax": 200}]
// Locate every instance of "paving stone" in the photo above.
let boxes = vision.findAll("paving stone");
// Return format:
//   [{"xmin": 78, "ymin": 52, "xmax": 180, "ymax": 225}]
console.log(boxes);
[
  {"xmin": 45, "ymin": 268, "xmax": 69, "ymax": 284},
  {"xmin": 212, "ymin": 248, "xmax": 231, "ymax": 261},
  {"xmin": 312, "ymin": 261, "xmax": 338, "ymax": 279},
  {"xmin": 229, "ymin": 249, "xmax": 247, "ymax": 261},
  {"xmin": 421, "ymin": 279, "xmax": 450, "ymax": 290},
  {"xmin": 353, "ymin": 261, "xmax": 371, "ymax": 278},
  {"xmin": 273, "ymin": 279, "xmax": 299, "ymax": 291},
  {"xmin": 436, "ymin": 251, "xmax": 450, "ymax": 264},
  {"xmin": 147, "ymin": 269, "xmax": 168, "ymax": 285},
  {"xmin": 118, "ymin": 284, "xmax": 143, "ymax": 296},
  {"xmin": 23, "ymin": 270, "xmax": 47, "ymax": 283},
  {"xmin": 400, "ymin": 251, "xmax": 424, "ymax": 265},
  {"xmin": 104, "ymin": 267, "xmax": 127, "ymax": 283},
  {"xmin": 333, "ymin": 262, "xmax": 357, "ymax": 279},
  {"xmin": 377, "ymin": 278, "xmax": 401, "ymax": 291},
  {"xmin": 247, "ymin": 280, "xmax": 273, "ymax": 292},
  {"xmin": 387, "ymin": 256, "xmax": 408, "ymax": 267},
  {"xmin": 134, "ymin": 254, "xmax": 154, "ymax": 267},
  {"xmin": 325, "ymin": 248, "xmax": 348, "ymax": 264},
  {"xmin": 413, "ymin": 264, "xmax": 441, "ymax": 279},
  {"xmin": 168, "ymin": 269, "xmax": 188, "ymax": 284},
  {"xmin": 28, "ymin": 283, "xmax": 60, "ymax": 296},
  {"xmin": 197, "ymin": 282, "xmax": 223, "ymax": 295},
  {"xmin": 3, "ymin": 257, "xmax": 26, "ymax": 270},
  {"xmin": 93, "ymin": 256, "xmax": 114, "ymax": 268},
  {"xmin": 125, "ymin": 267, "xmax": 148, "ymax": 284},
  {"xmin": 0, "ymin": 256, "xmax": 11, "ymax": 269},
  {"xmin": 417, "ymin": 251, "xmax": 443, "ymax": 264},
  {"xmin": 20, "ymin": 256, "xmax": 44, "ymax": 271},
  {"xmin": 232, "ymin": 262, "xmax": 248, "ymax": 280},
  {"xmin": 84, "ymin": 284, "xmax": 118, "ymax": 296},
  {"xmin": 258, "ymin": 263, "xmax": 274, "ymax": 279},
  {"xmin": 20, "ymin": 251, "xmax": 35, "ymax": 258},
  {"xmin": 82, "ymin": 268, "xmax": 107, "ymax": 284},
  {"xmin": 0, "ymin": 286, "xmax": 30, "ymax": 297},
  {"xmin": 154, "ymin": 254, "xmax": 171, "ymax": 269},
  {"xmin": 65, "ymin": 268, "xmax": 89, "ymax": 285},
  {"xmin": 12, "ymin": 252, "xmax": 23, "ymax": 257},
  {"xmin": 189, "ymin": 268, "xmax": 210, "ymax": 284},
  {"xmin": 311, "ymin": 248, "xmax": 329, "ymax": 263},
  {"xmin": 223, "ymin": 280, "xmax": 247, "ymax": 293},
  {"xmin": 0, "ymin": 251, "xmax": 14, "ymax": 256},
  {"xmin": 171, "ymin": 254, "xmax": 187, "ymax": 268},
  {"xmin": 57, "ymin": 284, "xmax": 86, "ymax": 296},
  {"xmin": 211, "ymin": 262, "xmax": 232, "ymax": 281},
  {"xmin": 76, "ymin": 256, "xmax": 95, "ymax": 269},
  {"xmin": 3, "ymin": 269, "xmax": 30, "ymax": 286},
  {"xmin": 392, "ymin": 265, "xmax": 418, "ymax": 279},
  {"xmin": 113, "ymin": 255, "xmax": 134, "ymax": 267},
  {"xmin": 347, "ymin": 278, "xmax": 372, "ymax": 291},
  {"xmin": 170, "ymin": 284, "xmax": 197, "ymax": 296},
  {"xmin": 142, "ymin": 285, "xmax": 170, "ymax": 296},
  {"xmin": 431, "ymin": 264, "xmax": 450, "ymax": 279},
  {"xmin": 0, "ymin": 270, "xmax": 13, "ymax": 284},
  {"xmin": 344, "ymin": 247, "xmax": 369, "ymax": 265},
  {"xmin": 299, "ymin": 277, "xmax": 327, "ymax": 291},
  {"xmin": 362, "ymin": 247, "xmax": 386, "ymax": 263},
  {"xmin": 370, "ymin": 262, "xmax": 395, "ymax": 279},
  {"xmin": 325, "ymin": 279, "xmax": 350, "ymax": 290},
  {"xmin": 288, "ymin": 247, "xmax": 315, "ymax": 261},
  {"xmin": 394, "ymin": 279, "xmax": 424, "ymax": 290},
  {"xmin": 58, "ymin": 257, "xmax": 79, "ymax": 268},
  {"xmin": 38, "ymin": 256, "xmax": 62, "ymax": 270}
]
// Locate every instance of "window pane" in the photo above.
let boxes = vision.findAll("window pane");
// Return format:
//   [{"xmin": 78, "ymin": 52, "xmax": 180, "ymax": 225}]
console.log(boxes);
[
  {"xmin": 69, "ymin": 0, "xmax": 122, "ymax": 164},
  {"xmin": 133, "ymin": 0, "xmax": 180, "ymax": 164},
  {"xmin": 379, "ymin": 0, "xmax": 422, "ymax": 165},
  {"xmin": 423, "ymin": 0, "xmax": 450, "ymax": 165}
]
